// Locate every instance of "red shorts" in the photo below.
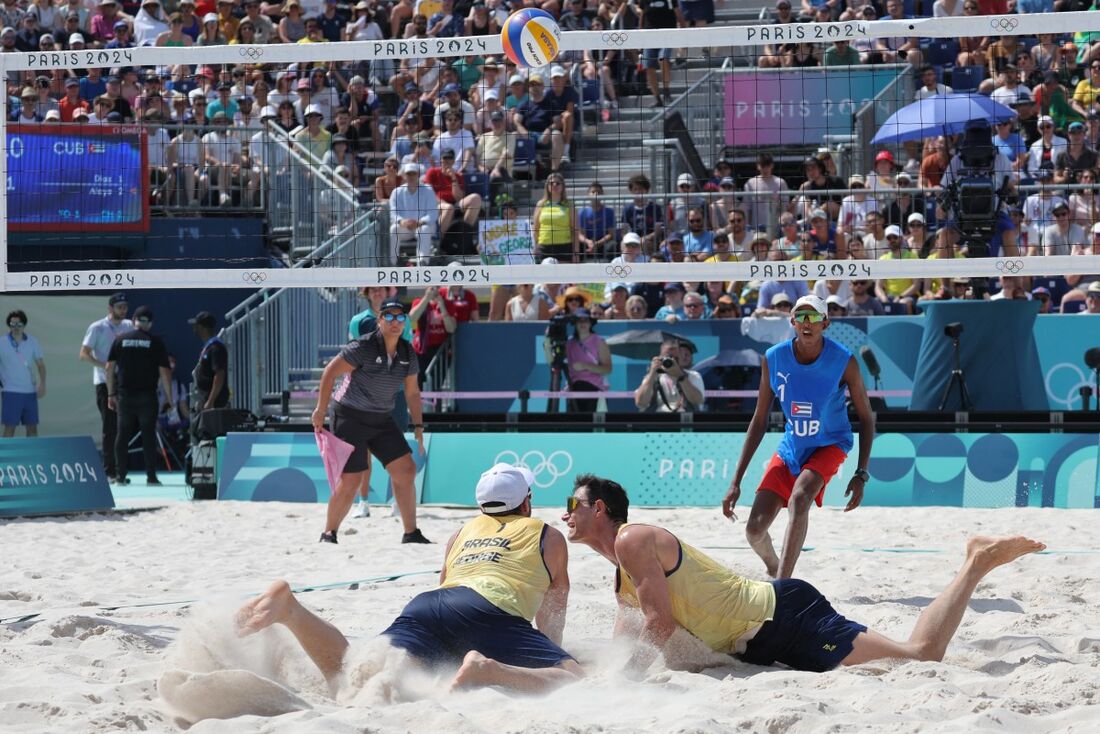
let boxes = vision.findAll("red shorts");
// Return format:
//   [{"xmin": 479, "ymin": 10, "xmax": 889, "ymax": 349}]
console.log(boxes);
[{"xmin": 758, "ymin": 446, "xmax": 848, "ymax": 508}]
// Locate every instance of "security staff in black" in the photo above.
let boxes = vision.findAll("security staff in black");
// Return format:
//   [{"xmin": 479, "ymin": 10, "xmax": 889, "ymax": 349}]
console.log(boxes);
[
  {"xmin": 312, "ymin": 297, "xmax": 431, "ymax": 545},
  {"xmin": 105, "ymin": 306, "xmax": 173, "ymax": 486},
  {"xmin": 189, "ymin": 310, "xmax": 229, "ymax": 413}
]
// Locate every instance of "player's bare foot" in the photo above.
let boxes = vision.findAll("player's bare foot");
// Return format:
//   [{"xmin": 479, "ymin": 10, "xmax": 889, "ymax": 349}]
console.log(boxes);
[
  {"xmin": 236, "ymin": 579, "xmax": 295, "ymax": 636},
  {"xmin": 965, "ymin": 535, "xmax": 1045, "ymax": 573},
  {"xmin": 450, "ymin": 650, "xmax": 497, "ymax": 691}
]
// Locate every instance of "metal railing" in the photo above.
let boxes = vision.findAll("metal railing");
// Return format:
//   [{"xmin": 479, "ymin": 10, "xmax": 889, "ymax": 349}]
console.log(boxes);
[
  {"xmin": 853, "ymin": 65, "xmax": 916, "ymax": 176},
  {"xmin": 422, "ymin": 334, "xmax": 457, "ymax": 414}
]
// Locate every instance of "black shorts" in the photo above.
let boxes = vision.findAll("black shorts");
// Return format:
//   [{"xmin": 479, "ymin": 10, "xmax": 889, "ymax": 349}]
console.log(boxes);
[
  {"xmin": 332, "ymin": 403, "xmax": 411, "ymax": 472},
  {"xmin": 736, "ymin": 579, "xmax": 866, "ymax": 672},
  {"xmin": 381, "ymin": 586, "xmax": 573, "ymax": 668}
]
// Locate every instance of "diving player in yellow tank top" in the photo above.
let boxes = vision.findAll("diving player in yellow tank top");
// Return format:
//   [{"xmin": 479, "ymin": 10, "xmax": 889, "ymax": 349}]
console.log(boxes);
[
  {"xmin": 565, "ymin": 474, "xmax": 1044, "ymax": 675},
  {"xmin": 236, "ymin": 463, "xmax": 583, "ymax": 692}
]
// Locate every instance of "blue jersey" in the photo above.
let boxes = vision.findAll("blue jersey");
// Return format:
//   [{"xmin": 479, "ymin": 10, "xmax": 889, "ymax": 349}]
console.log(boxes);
[{"xmin": 766, "ymin": 337, "xmax": 853, "ymax": 474}]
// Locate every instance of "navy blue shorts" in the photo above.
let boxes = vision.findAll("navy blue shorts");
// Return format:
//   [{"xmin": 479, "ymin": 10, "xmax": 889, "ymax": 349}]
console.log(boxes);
[
  {"xmin": 380, "ymin": 586, "xmax": 573, "ymax": 668},
  {"xmin": 2, "ymin": 391, "xmax": 38, "ymax": 427},
  {"xmin": 737, "ymin": 579, "xmax": 866, "ymax": 672}
]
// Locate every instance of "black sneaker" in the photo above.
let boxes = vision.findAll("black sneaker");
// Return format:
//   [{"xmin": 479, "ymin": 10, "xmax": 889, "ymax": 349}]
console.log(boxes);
[
  {"xmin": 319, "ymin": 531, "xmax": 338, "ymax": 544},
  {"xmin": 147, "ymin": 477, "xmax": 162, "ymax": 486},
  {"xmin": 112, "ymin": 476, "xmax": 131, "ymax": 486},
  {"xmin": 401, "ymin": 529, "xmax": 432, "ymax": 544}
]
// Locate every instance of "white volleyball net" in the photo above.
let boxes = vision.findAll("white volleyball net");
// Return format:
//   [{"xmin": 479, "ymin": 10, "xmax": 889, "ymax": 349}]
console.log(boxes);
[{"xmin": 3, "ymin": 10, "xmax": 1100, "ymax": 293}]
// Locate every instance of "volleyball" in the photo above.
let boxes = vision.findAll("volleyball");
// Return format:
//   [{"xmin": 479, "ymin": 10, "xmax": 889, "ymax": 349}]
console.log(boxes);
[{"xmin": 500, "ymin": 9, "xmax": 561, "ymax": 69}]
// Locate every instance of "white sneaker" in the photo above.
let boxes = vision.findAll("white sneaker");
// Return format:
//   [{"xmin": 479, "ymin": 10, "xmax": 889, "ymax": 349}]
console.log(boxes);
[{"xmin": 354, "ymin": 502, "xmax": 371, "ymax": 518}]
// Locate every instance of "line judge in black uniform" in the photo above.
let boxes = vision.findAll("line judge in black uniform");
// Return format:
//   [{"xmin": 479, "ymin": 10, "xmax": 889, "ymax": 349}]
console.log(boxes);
[
  {"xmin": 189, "ymin": 311, "xmax": 229, "ymax": 413},
  {"xmin": 312, "ymin": 297, "xmax": 430, "ymax": 545},
  {"xmin": 105, "ymin": 306, "xmax": 173, "ymax": 486}
]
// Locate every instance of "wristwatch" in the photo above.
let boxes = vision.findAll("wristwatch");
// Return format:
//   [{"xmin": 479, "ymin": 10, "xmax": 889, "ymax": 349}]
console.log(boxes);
[
  {"xmin": 853, "ymin": 468, "xmax": 870, "ymax": 483},
  {"xmin": 410, "ymin": 423, "xmax": 424, "ymax": 429}
]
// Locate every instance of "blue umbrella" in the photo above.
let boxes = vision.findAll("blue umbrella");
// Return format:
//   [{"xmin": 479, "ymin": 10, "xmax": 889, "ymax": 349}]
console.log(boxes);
[{"xmin": 871, "ymin": 93, "xmax": 1017, "ymax": 145}]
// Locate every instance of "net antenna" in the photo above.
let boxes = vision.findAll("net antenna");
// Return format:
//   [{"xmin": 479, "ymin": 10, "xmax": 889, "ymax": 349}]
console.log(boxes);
[{"xmin": 4, "ymin": 12, "xmax": 1100, "ymax": 291}]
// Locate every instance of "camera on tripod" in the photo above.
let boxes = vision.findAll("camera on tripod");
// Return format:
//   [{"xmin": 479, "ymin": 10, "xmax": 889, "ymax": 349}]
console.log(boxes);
[
  {"xmin": 940, "ymin": 120, "xmax": 1006, "ymax": 261},
  {"xmin": 944, "ymin": 322, "xmax": 964, "ymax": 339}
]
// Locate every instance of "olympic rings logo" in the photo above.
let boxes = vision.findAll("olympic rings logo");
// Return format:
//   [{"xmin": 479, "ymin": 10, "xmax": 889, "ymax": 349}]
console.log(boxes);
[
  {"xmin": 606, "ymin": 264, "xmax": 632, "ymax": 278},
  {"xmin": 602, "ymin": 32, "xmax": 628, "ymax": 46},
  {"xmin": 241, "ymin": 271, "xmax": 268, "ymax": 283},
  {"xmin": 996, "ymin": 259, "xmax": 1024, "ymax": 274},
  {"xmin": 990, "ymin": 17, "xmax": 1019, "ymax": 32},
  {"xmin": 238, "ymin": 46, "xmax": 264, "ymax": 60},
  {"xmin": 494, "ymin": 450, "xmax": 574, "ymax": 489}
]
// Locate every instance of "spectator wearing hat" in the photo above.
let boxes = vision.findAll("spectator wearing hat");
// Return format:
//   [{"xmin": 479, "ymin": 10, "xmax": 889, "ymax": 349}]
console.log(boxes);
[
  {"xmin": 991, "ymin": 118, "xmax": 1027, "ymax": 170},
  {"xmin": 1034, "ymin": 200, "xmax": 1088, "ymax": 256},
  {"xmin": 604, "ymin": 231, "xmax": 650, "ymax": 300},
  {"xmin": 12, "ymin": 87, "xmax": 42, "ymax": 122},
  {"xmin": 865, "ymin": 149, "xmax": 898, "ymax": 210},
  {"xmin": 207, "ymin": 81, "xmax": 239, "ymax": 121},
  {"xmin": 803, "ymin": 208, "xmax": 840, "ymax": 258},
  {"xmin": 1055, "ymin": 120, "xmax": 1098, "ymax": 184},
  {"xmin": 654, "ymin": 282, "xmax": 687, "ymax": 321},
  {"xmin": 321, "ymin": 133, "xmax": 359, "ymax": 187},
  {"xmin": 197, "ymin": 10, "xmax": 226, "ymax": 45},
  {"xmin": 703, "ymin": 231, "xmax": 738, "ymax": 264},
  {"xmin": 277, "ymin": 0, "xmax": 306, "ymax": 43},
  {"xmin": 884, "ymin": 171, "xmax": 925, "ymax": 230},
  {"xmin": 513, "ymin": 74, "xmax": 565, "ymax": 173},
  {"xmin": 1031, "ymin": 286, "xmax": 1054, "ymax": 314},
  {"xmin": 1080, "ymin": 280, "xmax": 1100, "ymax": 314},
  {"xmin": 600, "ymin": 283, "xmax": 632, "ymax": 320},
  {"xmin": 133, "ymin": 0, "xmax": 168, "ymax": 46},
  {"xmin": 504, "ymin": 73, "xmax": 527, "ymax": 110},
  {"xmin": 1025, "ymin": 115, "xmax": 1067, "ymax": 177},
  {"xmin": 902, "ymin": 212, "xmax": 933, "ymax": 255},
  {"xmin": 659, "ymin": 231, "xmax": 687, "ymax": 263},
  {"xmin": 101, "ymin": 73, "xmax": 133, "ymax": 121},
  {"xmin": 876, "ymin": 226, "xmax": 920, "ymax": 313},
  {"xmin": 477, "ymin": 107, "xmax": 515, "ymax": 198},
  {"xmin": 80, "ymin": 293, "xmax": 133, "ymax": 480},
  {"xmin": 390, "ymin": 161, "xmax": 439, "ymax": 263},
  {"xmin": 825, "ymin": 295, "xmax": 848, "ymax": 319},
  {"xmin": 189, "ymin": 310, "xmax": 229, "ymax": 416},
  {"xmin": 565, "ymin": 307, "xmax": 611, "ymax": 412},
  {"xmin": 294, "ymin": 104, "xmax": 332, "ymax": 166},
  {"xmin": 757, "ymin": 277, "xmax": 808, "ymax": 316},
  {"xmin": 668, "ymin": 173, "xmax": 705, "ymax": 233},
  {"xmin": 105, "ymin": 306, "xmax": 172, "ymax": 487},
  {"xmin": 0, "ymin": 309, "xmax": 46, "ymax": 438}
]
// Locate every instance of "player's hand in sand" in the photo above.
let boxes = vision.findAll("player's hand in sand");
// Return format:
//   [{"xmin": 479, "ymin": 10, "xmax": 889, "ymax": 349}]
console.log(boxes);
[
  {"xmin": 843, "ymin": 476, "xmax": 864, "ymax": 512},
  {"xmin": 236, "ymin": 580, "xmax": 294, "ymax": 637},
  {"xmin": 722, "ymin": 482, "xmax": 740, "ymax": 521}
]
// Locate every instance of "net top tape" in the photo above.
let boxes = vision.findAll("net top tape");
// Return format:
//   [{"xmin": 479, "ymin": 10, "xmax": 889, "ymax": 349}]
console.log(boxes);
[
  {"xmin": 0, "ymin": 13, "xmax": 1095, "ymax": 72},
  {"xmin": 9, "ymin": 254, "xmax": 1099, "ymax": 291}
]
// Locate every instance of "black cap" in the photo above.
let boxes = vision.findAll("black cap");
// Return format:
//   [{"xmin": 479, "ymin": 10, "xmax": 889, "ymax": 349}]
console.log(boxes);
[
  {"xmin": 132, "ymin": 305, "xmax": 153, "ymax": 320},
  {"xmin": 379, "ymin": 297, "xmax": 406, "ymax": 314},
  {"xmin": 108, "ymin": 292, "xmax": 127, "ymax": 305},
  {"xmin": 188, "ymin": 310, "xmax": 217, "ymax": 328}
]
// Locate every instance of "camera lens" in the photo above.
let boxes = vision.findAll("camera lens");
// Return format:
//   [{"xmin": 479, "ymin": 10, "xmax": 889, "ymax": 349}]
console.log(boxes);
[{"xmin": 661, "ymin": 357, "xmax": 676, "ymax": 370}]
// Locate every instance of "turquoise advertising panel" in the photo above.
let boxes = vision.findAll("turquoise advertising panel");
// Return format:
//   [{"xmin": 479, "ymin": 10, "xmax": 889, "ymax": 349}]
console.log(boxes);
[
  {"xmin": 0, "ymin": 436, "xmax": 114, "ymax": 517},
  {"xmin": 421, "ymin": 433, "xmax": 1100, "ymax": 510},
  {"xmin": 218, "ymin": 432, "xmax": 429, "ymax": 503}
]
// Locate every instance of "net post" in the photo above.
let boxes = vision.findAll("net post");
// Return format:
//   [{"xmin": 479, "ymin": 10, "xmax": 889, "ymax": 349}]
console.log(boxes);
[{"xmin": 0, "ymin": 56, "xmax": 8, "ymax": 294}]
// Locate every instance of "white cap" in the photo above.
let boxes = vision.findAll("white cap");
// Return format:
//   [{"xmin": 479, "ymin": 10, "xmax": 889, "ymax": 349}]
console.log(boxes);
[
  {"xmin": 907, "ymin": 212, "xmax": 925, "ymax": 224},
  {"xmin": 810, "ymin": 208, "xmax": 828, "ymax": 220},
  {"xmin": 188, "ymin": 88, "xmax": 205, "ymax": 101},
  {"xmin": 793, "ymin": 294, "xmax": 827, "ymax": 315},
  {"xmin": 885, "ymin": 224, "xmax": 903, "ymax": 238},
  {"xmin": 400, "ymin": 162, "xmax": 420, "ymax": 174},
  {"xmin": 676, "ymin": 172, "xmax": 694, "ymax": 187},
  {"xmin": 259, "ymin": 104, "xmax": 277, "ymax": 119},
  {"xmin": 202, "ymin": 12, "xmax": 218, "ymax": 23},
  {"xmin": 622, "ymin": 232, "xmax": 642, "ymax": 247},
  {"xmin": 1038, "ymin": 114, "xmax": 1054, "ymax": 126},
  {"xmin": 72, "ymin": 107, "xmax": 89, "ymax": 118},
  {"xmin": 771, "ymin": 292, "xmax": 792, "ymax": 306},
  {"xmin": 476, "ymin": 463, "xmax": 534, "ymax": 514},
  {"xmin": 304, "ymin": 104, "xmax": 323, "ymax": 118},
  {"xmin": 550, "ymin": 65, "xmax": 566, "ymax": 77},
  {"xmin": 69, "ymin": 32, "xmax": 85, "ymax": 45},
  {"xmin": 485, "ymin": 88, "xmax": 499, "ymax": 100},
  {"xmin": 541, "ymin": 256, "xmax": 559, "ymax": 265},
  {"xmin": 1092, "ymin": 221, "xmax": 1100, "ymax": 234},
  {"xmin": 825, "ymin": 294, "xmax": 847, "ymax": 308}
]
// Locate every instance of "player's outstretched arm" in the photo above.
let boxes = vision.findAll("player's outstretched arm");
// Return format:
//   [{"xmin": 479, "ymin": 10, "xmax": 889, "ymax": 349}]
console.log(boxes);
[{"xmin": 614, "ymin": 525, "xmax": 677, "ymax": 677}]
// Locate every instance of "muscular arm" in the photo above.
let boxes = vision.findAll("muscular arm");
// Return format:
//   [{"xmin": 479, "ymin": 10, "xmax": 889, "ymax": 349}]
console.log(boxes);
[
  {"xmin": 535, "ymin": 527, "xmax": 570, "ymax": 646},
  {"xmin": 79, "ymin": 344, "xmax": 105, "ymax": 370},
  {"xmin": 615, "ymin": 525, "xmax": 678, "ymax": 676}
]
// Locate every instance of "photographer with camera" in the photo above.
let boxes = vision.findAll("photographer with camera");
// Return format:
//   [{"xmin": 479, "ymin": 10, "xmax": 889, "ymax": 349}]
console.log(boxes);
[{"xmin": 633, "ymin": 338, "xmax": 704, "ymax": 413}]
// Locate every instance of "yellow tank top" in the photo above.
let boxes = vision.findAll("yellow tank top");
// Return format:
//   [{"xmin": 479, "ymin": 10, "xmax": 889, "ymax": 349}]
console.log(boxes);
[
  {"xmin": 537, "ymin": 201, "xmax": 571, "ymax": 246},
  {"xmin": 440, "ymin": 513, "xmax": 551, "ymax": 621},
  {"xmin": 616, "ymin": 524, "xmax": 776, "ymax": 653}
]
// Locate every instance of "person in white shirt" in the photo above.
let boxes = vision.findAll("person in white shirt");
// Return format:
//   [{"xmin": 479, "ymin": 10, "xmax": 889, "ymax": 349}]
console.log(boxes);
[
  {"xmin": 1024, "ymin": 115, "xmax": 1068, "ymax": 177},
  {"xmin": 914, "ymin": 64, "xmax": 953, "ymax": 101},
  {"xmin": 80, "ymin": 293, "xmax": 133, "ymax": 479},
  {"xmin": 837, "ymin": 175, "xmax": 875, "ymax": 243},
  {"xmin": 433, "ymin": 109, "xmax": 478, "ymax": 172},
  {"xmin": 1034, "ymin": 200, "xmax": 1087, "ymax": 256},
  {"xmin": 743, "ymin": 152, "xmax": 789, "ymax": 236},
  {"xmin": 633, "ymin": 338, "xmax": 705, "ymax": 413},
  {"xmin": 1022, "ymin": 171, "xmax": 1067, "ymax": 250},
  {"xmin": 143, "ymin": 111, "xmax": 172, "ymax": 204},
  {"xmin": 0, "ymin": 309, "xmax": 46, "ymax": 437},
  {"xmin": 604, "ymin": 232, "xmax": 649, "ymax": 298},
  {"xmin": 389, "ymin": 162, "xmax": 439, "ymax": 263},
  {"xmin": 202, "ymin": 112, "xmax": 244, "ymax": 206}
]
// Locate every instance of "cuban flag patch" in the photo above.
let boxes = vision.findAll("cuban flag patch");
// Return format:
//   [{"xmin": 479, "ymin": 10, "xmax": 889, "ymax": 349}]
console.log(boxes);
[{"xmin": 791, "ymin": 401, "xmax": 813, "ymax": 417}]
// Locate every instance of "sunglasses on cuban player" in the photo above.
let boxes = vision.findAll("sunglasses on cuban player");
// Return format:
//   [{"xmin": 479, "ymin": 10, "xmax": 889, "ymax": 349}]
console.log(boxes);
[{"xmin": 792, "ymin": 311, "xmax": 826, "ymax": 324}]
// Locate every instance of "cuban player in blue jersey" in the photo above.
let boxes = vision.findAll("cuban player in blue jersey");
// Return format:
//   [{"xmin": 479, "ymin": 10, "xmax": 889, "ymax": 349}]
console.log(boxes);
[{"xmin": 723, "ymin": 294, "xmax": 876, "ymax": 579}]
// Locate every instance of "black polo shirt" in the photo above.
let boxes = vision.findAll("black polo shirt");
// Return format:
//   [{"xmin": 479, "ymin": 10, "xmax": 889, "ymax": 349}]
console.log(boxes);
[
  {"xmin": 195, "ymin": 338, "xmax": 230, "ymax": 408},
  {"xmin": 108, "ymin": 329, "xmax": 170, "ymax": 395},
  {"xmin": 337, "ymin": 329, "xmax": 418, "ymax": 414}
]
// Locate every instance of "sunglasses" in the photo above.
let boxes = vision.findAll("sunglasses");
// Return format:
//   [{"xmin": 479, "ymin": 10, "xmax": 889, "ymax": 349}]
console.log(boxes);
[
  {"xmin": 792, "ymin": 311, "xmax": 826, "ymax": 324},
  {"xmin": 566, "ymin": 296, "xmax": 584, "ymax": 303},
  {"xmin": 8, "ymin": 321, "xmax": 24, "ymax": 328},
  {"xmin": 382, "ymin": 312, "xmax": 407, "ymax": 322},
  {"xmin": 566, "ymin": 496, "xmax": 594, "ymax": 513}
]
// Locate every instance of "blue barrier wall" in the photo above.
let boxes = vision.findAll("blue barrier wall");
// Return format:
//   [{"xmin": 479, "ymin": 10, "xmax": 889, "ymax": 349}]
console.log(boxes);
[
  {"xmin": 0, "ymin": 436, "xmax": 115, "ymax": 517},
  {"xmin": 211, "ymin": 431, "xmax": 1100, "ymax": 509},
  {"xmin": 453, "ymin": 313, "xmax": 1100, "ymax": 412}
]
